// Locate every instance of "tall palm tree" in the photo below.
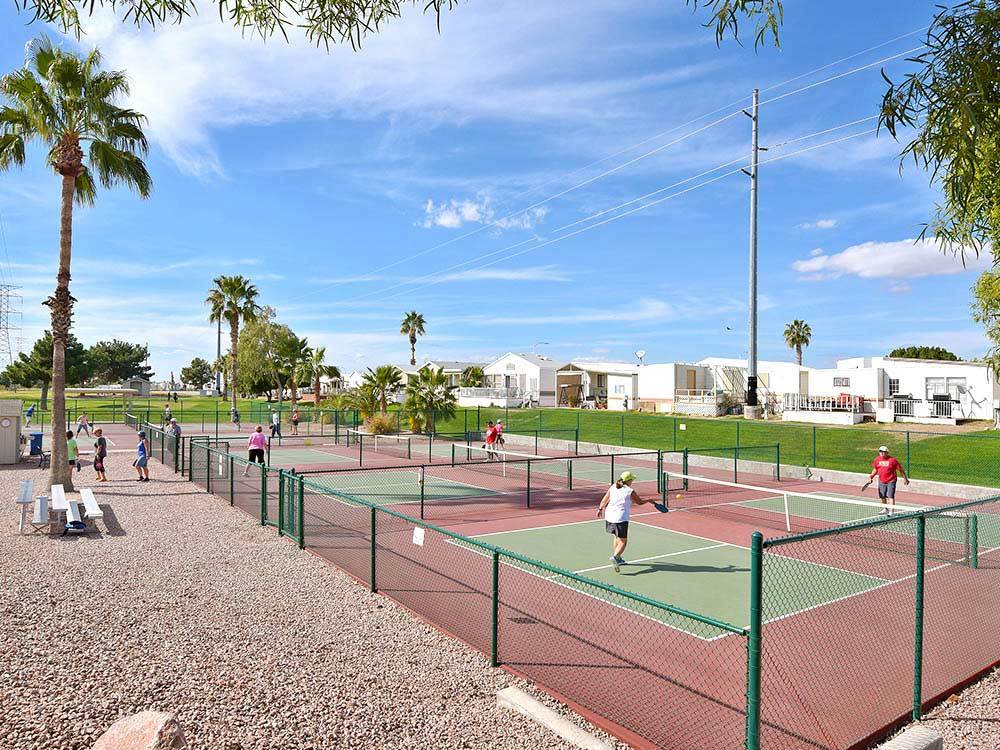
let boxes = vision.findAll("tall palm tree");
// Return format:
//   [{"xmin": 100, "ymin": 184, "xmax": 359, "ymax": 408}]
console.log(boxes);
[
  {"xmin": 400, "ymin": 311, "xmax": 426, "ymax": 366},
  {"xmin": 784, "ymin": 320, "xmax": 812, "ymax": 366},
  {"xmin": 363, "ymin": 365, "xmax": 403, "ymax": 414},
  {"xmin": 300, "ymin": 346, "xmax": 340, "ymax": 404},
  {"xmin": 1, "ymin": 37, "xmax": 152, "ymax": 489},
  {"xmin": 206, "ymin": 276, "xmax": 260, "ymax": 412},
  {"xmin": 405, "ymin": 365, "xmax": 458, "ymax": 434},
  {"xmin": 460, "ymin": 366, "xmax": 484, "ymax": 387}
]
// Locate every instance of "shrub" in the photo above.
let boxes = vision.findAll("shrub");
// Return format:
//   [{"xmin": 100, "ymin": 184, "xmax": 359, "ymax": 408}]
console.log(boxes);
[{"xmin": 366, "ymin": 413, "xmax": 397, "ymax": 434}]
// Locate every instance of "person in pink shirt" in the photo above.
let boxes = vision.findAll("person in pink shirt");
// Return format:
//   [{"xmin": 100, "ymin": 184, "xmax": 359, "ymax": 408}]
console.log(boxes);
[
  {"xmin": 244, "ymin": 425, "xmax": 268, "ymax": 476},
  {"xmin": 863, "ymin": 445, "xmax": 909, "ymax": 514},
  {"xmin": 495, "ymin": 419, "xmax": 506, "ymax": 450}
]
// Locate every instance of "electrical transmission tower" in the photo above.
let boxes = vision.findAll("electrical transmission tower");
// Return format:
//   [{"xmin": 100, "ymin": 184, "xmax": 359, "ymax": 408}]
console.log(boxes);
[{"xmin": 0, "ymin": 285, "xmax": 23, "ymax": 369}]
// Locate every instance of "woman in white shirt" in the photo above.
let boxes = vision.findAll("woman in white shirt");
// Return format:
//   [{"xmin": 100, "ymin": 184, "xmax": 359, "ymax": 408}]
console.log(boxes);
[{"xmin": 596, "ymin": 471, "xmax": 662, "ymax": 572}]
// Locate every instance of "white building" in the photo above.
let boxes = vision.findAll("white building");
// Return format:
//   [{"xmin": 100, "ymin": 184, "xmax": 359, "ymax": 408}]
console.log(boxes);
[
  {"xmin": 783, "ymin": 356, "xmax": 999, "ymax": 425},
  {"xmin": 556, "ymin": 361, "xmax": 638, "ymax": 410},
  {"xmin": 480, "ymin": 353, "xmax": 560, "ymax": 407},
  {"xmin": 423, "ymin": 360, "xmax": 485, "ymax": 388}
]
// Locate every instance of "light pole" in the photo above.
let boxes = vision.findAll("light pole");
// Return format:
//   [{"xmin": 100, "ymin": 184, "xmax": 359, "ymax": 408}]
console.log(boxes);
[
  {"xmin": 743, "ymin": 88, "xmax": 762, "ymax": 419},
  {"xmin": 532, "ymin": 341, "xmax": 549, "ymax": 355},
  {"xmin": 216, "ymin": 318, "xmax": 222, "ymax": 397}
]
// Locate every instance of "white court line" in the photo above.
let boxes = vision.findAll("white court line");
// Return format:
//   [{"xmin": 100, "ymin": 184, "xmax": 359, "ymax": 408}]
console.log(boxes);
[{"xmin": 570, "ymin": 542, "xmax": 731, "ymax": 575}]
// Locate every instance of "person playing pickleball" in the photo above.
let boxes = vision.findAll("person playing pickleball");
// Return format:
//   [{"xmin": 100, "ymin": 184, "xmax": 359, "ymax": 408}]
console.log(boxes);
[
  {"xmin": 596, "ymin": 471, "xmax": 666, "ymax": 573},
  {"xmin": 863, "ymin": 444, "xmax": 909, "ymax": 514}
]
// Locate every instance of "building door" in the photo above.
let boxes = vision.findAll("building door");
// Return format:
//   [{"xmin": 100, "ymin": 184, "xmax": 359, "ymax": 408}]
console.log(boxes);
[
  {"xmin": 799, "ymin": 371, "xmax": 809, "ymax": 396},
  {"xmin": 686, "ymin": 369, "xmax": 697, "ymax": 392}
]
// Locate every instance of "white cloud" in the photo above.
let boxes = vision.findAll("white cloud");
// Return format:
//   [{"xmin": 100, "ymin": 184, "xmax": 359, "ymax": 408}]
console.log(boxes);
[
  {"xmin": 434, "ymin": 265, "xmax": 569, "ymax": 283},
  {"xmin": 797, "ymin": 219, "xmax": 837, "ymax": 230},
  {"xmin": 792, "ymin": 238, "xmax": 990, "ymax": 281},
  {"xmin": 888, "ymin": 280, "xmax": 911, "ymax": 295},
  {"xmin": 420, "ymin": 196, "xmax": 548, "ymax": 231}
]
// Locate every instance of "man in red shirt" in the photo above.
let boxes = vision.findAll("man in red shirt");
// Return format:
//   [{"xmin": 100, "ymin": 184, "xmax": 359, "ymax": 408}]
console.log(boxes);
[
  {"xmin": 484, "ymin": 421, "xmax": 498, "ymax": 460},
  {"xmin": 865, "ymin": 445, "xmax": 909, "ymax": 514}
]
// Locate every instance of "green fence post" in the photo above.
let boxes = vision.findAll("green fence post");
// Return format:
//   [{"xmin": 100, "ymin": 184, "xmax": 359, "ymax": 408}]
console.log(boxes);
[
  {"xmin": 733, "ymin": 447, "xmax": 738, "ymax": 484},
  {"xmin": 574, "ymin": 428, "xmax": 580, "ymax": 454},
  {"xmin": 229, "ymin": 456, "xmax": 234, "ymax": 506},
  {"xmin": 736, "ymin": 421, "xmax": 741, "ymax": 451},
  {"xmin": 491, "ymin": 550, "xmax": 500, "ymax": 667},
  {"xmin": 477, "ymin": 405, "xmax": 481, "ymax": 431},
  {"xmin": 812, "ymin": 426, "xmax": 817, "ymax": 467},
  {"xmin": 776, "ymin": 443, "xmax": 781, "ymax": 481},
  {"xmin": 672, "ymin": 418, "xmax": 677, "ymax": 451},
  {"xmin": 576, "ymin": 410, "xmax": 581, "ymax": 438},
  {"xmin": 370, "ymin": 506, "xmax": 377, "ymax": 593},
  {"xmin": 463, "ymin": 409, "xmax": 469, "ymax": 435},
  {"xmin": 526, "ymin": 461, "xmax": 531, "ymax": 508},
  {"xmin": 187, "ymin": 438, "xmax": 193, "ymax": 481},
  {"xmin": 906, "ymin": 431, "xmax": 912, "ymax": 476},
  {"xmin": 206, "ymin": 445, "xmax": 212, "ymax": 494},
  {"xmin": 913, "ymin": 514, "xmax": 926, "ymax": 720},
  {"xmin": 746, "ymin": 532, "xmax": 763, "ymax": 750},
  {"xmin": 298, "ymin": 478, "xmax": 305, "ymax": 550},
  {"xmin": 970, "ymin": 514, "xmax": 979, "ymax": 569},
  {"xmin": 277, "ymin": 471, "xmax": 285, "ymax": 537},
  {"xmin": 260, "ymin": 466, "xmax": 268, "ymax": 526},
  {"xmin": 420, "ymin": 467, "xmax": 426, "ymax": 519}
]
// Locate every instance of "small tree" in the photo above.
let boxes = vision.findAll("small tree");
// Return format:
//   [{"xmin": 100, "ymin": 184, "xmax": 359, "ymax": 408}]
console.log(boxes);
[
  {"xmin": 460, "ymin": 366, "xmax": 484, "ymax": 387},
  {"xmin": 399, "ymin": 311, "xmax": 426, "ymax": 367},
  {"xmin": 2, "ymin": 331, "xmax": 87, "ymax": 410},
  {"xmin": 972, "ymin": 271, "xmax": 1000, "ymax": 374},
  {"xmin": 87, "ymin": 339, "xmax": 152, "ymax": 382},
  {"xmin": 344, "ymin": 385, "xmax": 379, "ymax": 422},
  {"xmin": 783, "ymin": 320, "xmax": 812, "ymax": 366},
  {"xmin": 887, "ymin": 346, "xmax": 960, "ymax": 361},
  {"xmin": 405, "ymin": 365, "xmax": 457, "ymax": 434},
  {"xmin": 363, "ymin": 365, "xmax": 403, "ymax": 414},
  {"xmin": 180, "ymin": 357, "xmax": 213, "ymax": 389}
]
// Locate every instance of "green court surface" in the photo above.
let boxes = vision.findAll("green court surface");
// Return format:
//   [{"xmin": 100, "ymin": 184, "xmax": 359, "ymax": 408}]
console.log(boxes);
[
  {"xmin": 471, "ymin": 520, "xmax": 887, "ymax": 637},
  {"xmin": 266, "ymin": 446, "xmax": 358, "ymax": 466},
  {"xmin": 304, "ymin": 469, "xmax": 500, "ymax": 506}
]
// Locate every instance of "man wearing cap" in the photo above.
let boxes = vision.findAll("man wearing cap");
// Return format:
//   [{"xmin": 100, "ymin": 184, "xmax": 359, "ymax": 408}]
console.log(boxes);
[
  {"xmin": 135, "ymin": 430, "xmax": 151, "ymax": 482},
  {"xmin": 866, "ymin": 445, "xmax": 909, "ymax": 514},
  {"xmin": 596, "ymin": 471, "xmax": 666, "ymax": 572},
  {"xmin": 168, "ymin": 418, "xmax": 182, "ymax": 438}
]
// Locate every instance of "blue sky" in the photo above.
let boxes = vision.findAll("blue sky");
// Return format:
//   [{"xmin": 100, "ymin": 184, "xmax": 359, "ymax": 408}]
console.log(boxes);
[{"xmin": 0, "ymin": 0, "xmax": 991, "ymax": 380}]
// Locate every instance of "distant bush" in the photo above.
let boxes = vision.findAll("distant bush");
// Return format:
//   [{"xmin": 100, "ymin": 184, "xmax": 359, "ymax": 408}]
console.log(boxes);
[{"xmin": 366, "ymin": 413, "xmax": 397, "ymax": 434}]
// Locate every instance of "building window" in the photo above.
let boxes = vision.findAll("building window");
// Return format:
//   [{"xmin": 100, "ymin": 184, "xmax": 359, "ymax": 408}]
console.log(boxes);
[
  {"xmin": 925, "ymin": 377, "xmax": 966, "ymax": 401},
  {"xmin": 613, "ymin": 384, "xmax": 625, "ymax": 394},
  {"xmin": 596, "ymin": 374, "xmax": 607, "ymax": 388},
  {"xmin": 888, "ymin": 378, "xmax": 900, "ymax": 396},
  {"xmin": 833, "ymin": 377, "xmax": 850, "ymax": 388}
]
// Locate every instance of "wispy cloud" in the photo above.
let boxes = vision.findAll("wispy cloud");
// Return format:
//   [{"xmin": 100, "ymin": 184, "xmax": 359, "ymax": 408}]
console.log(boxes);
[
  {"xmin": 453, "ymin": 297, "xmax": 674, "ymax": 326},
  {"xmin": 792, "ymin": 238, "xmax": 989, "ymax": 281},
  {"xmin": 797, "ymin": 218, "xmax": 837, "ymax": 230},
  {"xmin": 434, "ymin": 265, "xmax": 569, "ymax": 283},
  {"xmin": 420, "ymin": 195, "xmax": 549, "ymax": 231}
]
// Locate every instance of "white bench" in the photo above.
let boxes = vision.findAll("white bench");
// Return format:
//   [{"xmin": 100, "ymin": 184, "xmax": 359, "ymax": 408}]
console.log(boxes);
[
  {"xmin": 51, "ymin": 484, "xmax": 84, "ymax": 530},
  {"xmin": 15, "ymin": 479, "xmax": 34, "ymax": 534},
  {"xmin": 80, "ymin": 488, "xmax": 104, "ymax": 528},
  {"xmin": 30, "ymin": 493, "xmax": 49, "ymax": 534}
]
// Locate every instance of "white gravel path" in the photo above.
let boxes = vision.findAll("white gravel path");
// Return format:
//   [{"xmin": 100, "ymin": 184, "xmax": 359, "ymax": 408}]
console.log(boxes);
[
  {"xmin": 1, "ymin": 462, "xmax": 625, "ymax": 750},
  {"xmin": 907, "ymin": 668, "xmax": 1000, "ymax": 749}
]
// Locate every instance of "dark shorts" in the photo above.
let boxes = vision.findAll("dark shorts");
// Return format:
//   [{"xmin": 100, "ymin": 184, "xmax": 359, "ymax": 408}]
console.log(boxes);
[
  {"xmin": 248, "ymin": 448, "xmax": 266, "ymax": 464},
  {"xmin": 135, "ymin": 456, "xmax": 148, "ymax": 469},
  {"xmin": 878, "ymin": 480, "xmax": 897, "ymax": 499},
  {"xmin": 94, "ymin": 457, "xmax": 105, "ymax": 472},
  {"xmin": 291, "ymin": 419, "xmax": 299, "ymax": 426},
  {"xmin": 605, "ymin": 521, "xmax": 629, "ymax": 538}
]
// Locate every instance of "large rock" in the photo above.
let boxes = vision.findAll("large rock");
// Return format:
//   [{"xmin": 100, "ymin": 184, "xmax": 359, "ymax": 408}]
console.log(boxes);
[{"xmin": 92, "ymin": 711, "xmax": 188, "ymax": 750}]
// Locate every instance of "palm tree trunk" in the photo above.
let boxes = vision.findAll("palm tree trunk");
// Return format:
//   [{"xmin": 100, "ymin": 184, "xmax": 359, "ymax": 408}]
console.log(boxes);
[
  {"xmin": 796, "ymin": 345, "xmax": 802, "ymax": 366},
  {"xmin": 313, "ymin": 373, "xmax": 320, "ymax": 404},
  {"xmin": 409, "ymin": 333, "xmax": 416, "ymax": 366},
  {"xmin": 47, "ymin": 170, "xmax": 79, "ymax": 491},
  {"xmin": 229, "ymin": 326, "xmax": 239, "ymax": 412}
]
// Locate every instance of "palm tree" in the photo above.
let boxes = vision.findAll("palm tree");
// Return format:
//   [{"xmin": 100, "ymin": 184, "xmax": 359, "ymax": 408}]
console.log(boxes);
[
  {"xmin": 1, "ymin": 37, "xmax": 152, "ymax": 490},
  {"xmin": 301, "ymin": 346, "xmax": 340, "ymax": 404},
  {"xmin": 344, "ymin": 384, "xmax": 379, "ymax": 422},
  {"xmin": 206, "ymin": 276, "xmax": 260, "ymax": 412},
  {"xmin": 460, "ymin": 366, "xmax": 484, "ymax": 387},
  {"xmin": 400, "ymin": 311, "xmax": 426, "ymax": 366},
  {"xmin": 784, "ymin": 320, "xmax": 812, "ymax": 366},
  {"xmin": 279, "ymin": 336, "xmax": 311, "ymax": 408},
  {"xmin": 363, "ymin": 365, "xmax": 403, "ymax": 414},
  {"xmin": 405, "ymin": 366, "xmax": 458, "ymax": 434}
]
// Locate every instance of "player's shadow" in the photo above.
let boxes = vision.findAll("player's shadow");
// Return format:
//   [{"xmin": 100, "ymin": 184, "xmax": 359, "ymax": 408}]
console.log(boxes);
[{"xmin": 622, "ymin": 562, "xmax": 749, "ymax": 575}]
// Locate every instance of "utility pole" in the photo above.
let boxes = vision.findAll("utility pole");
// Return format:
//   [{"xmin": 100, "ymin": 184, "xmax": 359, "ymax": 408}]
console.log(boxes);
[
  {"xmin": 216, "ymin": 318, "xmax": 222, "ymax": 396},
  {"xmin": 742, "ymin": 89, "xmax": 762, "ymax": 419}
]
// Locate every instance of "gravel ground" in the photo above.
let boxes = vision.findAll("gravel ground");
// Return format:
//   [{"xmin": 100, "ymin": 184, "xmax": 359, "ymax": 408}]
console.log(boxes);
[
  {"xmin": 907, "ymin": 668, "xmax": 1000, "ymax": 749},
  {"xmin": 1, "ymin": 462, "xmax": 625, "ymax": 750}
]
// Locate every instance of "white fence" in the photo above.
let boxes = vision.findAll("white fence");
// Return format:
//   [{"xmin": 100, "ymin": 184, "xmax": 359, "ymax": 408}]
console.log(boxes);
[
  {"xmin": 888, "ymin": 398, "xmax": 955, "ymax": 419},
  {"xmin": 782, "ymin": 393, "xmax": 867, "ymax": 413}
]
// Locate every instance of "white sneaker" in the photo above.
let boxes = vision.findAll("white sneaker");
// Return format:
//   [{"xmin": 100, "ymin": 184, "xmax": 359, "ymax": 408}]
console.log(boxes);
[{"xmin": 610, "ymin": 556, "xmax": 620, "ymax": 573}]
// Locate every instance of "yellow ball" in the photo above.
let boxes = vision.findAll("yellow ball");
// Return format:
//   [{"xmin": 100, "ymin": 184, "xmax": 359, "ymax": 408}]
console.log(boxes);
[{"xmin": 676, "ymin": 494, "xmax": 683, "ymax": 500}]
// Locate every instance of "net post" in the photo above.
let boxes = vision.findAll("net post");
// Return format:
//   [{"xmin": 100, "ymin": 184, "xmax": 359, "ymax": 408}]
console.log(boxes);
[
  {"xmin": 298, "ymin": 477, "xmax": 305, "ymax": 550},
  {"xmin": 491, "ymin": 550, "xmax": 500, "ymax": 667},
  {"xmin": 567, "ymin": 460, "xmax": 573, "ymax": 490},
  {"xmin": 451, "ymin": 444, "xmax": 457, "ymax": 467},
  {"xmin": 746, "ymin": 532, "xmax": 763, "ymax": 750},
  {"xmin": 682, "ymin": 449, "xmax": 689, "ymax": 489},
  {"xmin": 656, "ymin": 450, "xmax": 662, "ymax": 493},
  {"xmin": 912, "ymin": 514, "xmax": 926, "ymax": 720},
  {"xmin": 775, "ymin": 443, "xmax": 781, "ymax": 481},
  {"xmin": 781, "ymin": 493, "xmax": 792, "ymax": 532},
  {"xmin": 406, "ymin": 436, "xmax": 412, "ymax": 460},
  {"xmin": 277, "ymin": 470, "xmax": 285, "ymax": 537},
  {"xmin": 970, "ymin": 514, "xmax": 979, "ymax": 569},
  {"xmin": 260, "ymin": 466, "xmax": 268, "ymax": 526},
  {"xmin": 229, "ymin": 455, "xmax": 234, "ymax": 506},
  {"xmin": 369, "ymin": 506, "xmax": 377, "ymax": 593},
  {"xmin": 526, "ymin": 461, "xmax": 531, "ymax": 508},
  {"xmin": 420, "ymin": 467, "xmax": 426, "ymax": 520}
]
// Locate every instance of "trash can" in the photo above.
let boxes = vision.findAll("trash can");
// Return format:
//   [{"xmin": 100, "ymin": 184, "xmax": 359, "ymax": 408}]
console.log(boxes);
[{"xmin": 29, "ymin": 432, "xmax": 43, "ymax": 456}]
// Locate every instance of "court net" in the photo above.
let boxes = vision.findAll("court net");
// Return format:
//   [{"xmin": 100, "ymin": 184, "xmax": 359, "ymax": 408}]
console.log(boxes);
[
  {"xmin": 664, "ymin": 471, "xmax": 974, "ymax": 565},
  {"xmin": 343, "ymin": 428, "xmax": 413, "ymax": 459}
]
